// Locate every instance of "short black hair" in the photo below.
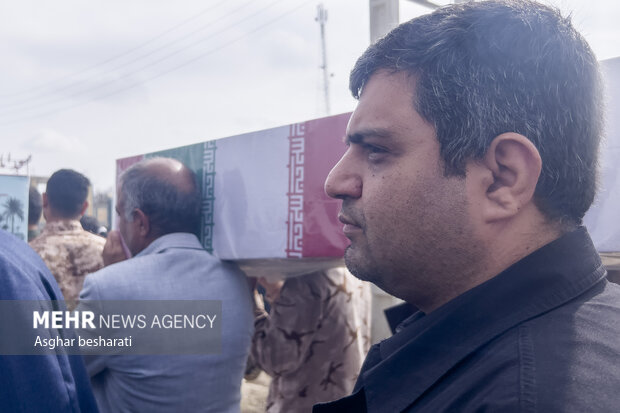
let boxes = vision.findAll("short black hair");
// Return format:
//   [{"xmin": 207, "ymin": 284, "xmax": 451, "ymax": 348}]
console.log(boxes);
[
  {"xmin": 350, "ymin": 0, "xmax": 603, "ymax": 225},
  {"xmin": 46, "ymin": 169, "xmax": 90, "ymax": 218},
  {"xmin": 28, "ymin": 186, "xmax": 43, "ymax": 225},
  {"xmin": 119, "ymin": 159, "xmax": 201, "ymax": 237}
]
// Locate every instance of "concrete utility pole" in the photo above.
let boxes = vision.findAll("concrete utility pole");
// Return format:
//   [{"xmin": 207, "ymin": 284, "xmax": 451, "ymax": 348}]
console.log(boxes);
[
  {"xmin": 407, "ymin": 0, "xmax": 443, "ymax": 9},
  {"xmin": 372, "ymin": 1, "xmax": 467, "ymax": 44},
  {"xmin": 369, "ymin": 0, "xmax": 400, "ymax": 43},
  {"xmin": 316, "ymin": 4, "xmax": 330, "ymax": 115}
]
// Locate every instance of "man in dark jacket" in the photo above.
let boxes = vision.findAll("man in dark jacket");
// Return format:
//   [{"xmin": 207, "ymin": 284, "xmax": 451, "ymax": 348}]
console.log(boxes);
[
  {"xmin": 318, "ymin": 1, "xmax": 620, "ymax": 412},
  {"xmin": 0, "ymin": 229, "xmax": 98, "ymax": 412}
]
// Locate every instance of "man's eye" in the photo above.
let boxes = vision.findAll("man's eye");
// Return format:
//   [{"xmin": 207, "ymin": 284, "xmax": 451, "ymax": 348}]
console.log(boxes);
[
  {"xmin": 363, "ymin": 143, "xmax": 385, "ymax": 153},
  {"xmin": 363, "ymin": 144, "xmax": 387, "ymax": 162}
]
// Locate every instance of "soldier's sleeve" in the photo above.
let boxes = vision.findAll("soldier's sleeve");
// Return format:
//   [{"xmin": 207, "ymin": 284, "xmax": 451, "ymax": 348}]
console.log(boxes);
[{"xmin": 251, "ymin": 275, "xmax": 324, "ymax": 376}]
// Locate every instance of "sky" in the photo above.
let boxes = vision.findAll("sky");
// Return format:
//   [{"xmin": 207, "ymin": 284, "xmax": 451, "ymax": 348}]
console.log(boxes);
[{"xmin": 1, "ymin": 0, "xmax": 619, "ymax": 192}]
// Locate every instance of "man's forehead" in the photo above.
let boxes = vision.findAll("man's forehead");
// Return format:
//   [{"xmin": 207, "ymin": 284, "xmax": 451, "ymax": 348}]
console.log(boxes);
[
  {"xmin": 359, "ymin": 70, "xmax": 416, "ymax": 97},
  {"xmin": 346, "ymin": 72, "xmax": 419, "ymax": 133}
]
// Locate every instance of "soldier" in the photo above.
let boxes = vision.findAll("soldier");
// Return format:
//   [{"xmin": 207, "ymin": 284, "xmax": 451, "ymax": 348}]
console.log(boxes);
[
  {"xmin": 30, "ymin": 169, "xmax": 104, "ymax": 310},
  {"xmin": 251, "ymin": 268, "xmax": 371, "ymax": 413}
]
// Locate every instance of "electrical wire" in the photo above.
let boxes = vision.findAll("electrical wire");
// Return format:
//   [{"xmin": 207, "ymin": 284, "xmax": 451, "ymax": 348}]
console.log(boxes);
[
  {"xmin": 0, "ymin": 0, "xmax": 315, "ymax": 126},
  {"xmin": 0, "ymin": 0, "xmax": 230, "ymax": 99},
  {"xmin": 1, "ymin": 0, "xmax": 261, "ymax": 111}
]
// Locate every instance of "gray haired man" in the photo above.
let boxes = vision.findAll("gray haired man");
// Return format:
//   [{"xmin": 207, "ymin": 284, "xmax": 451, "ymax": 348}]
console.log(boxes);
[{"xmin": 80, "ymin": 157, "xmax": 253, "ymax": 412}]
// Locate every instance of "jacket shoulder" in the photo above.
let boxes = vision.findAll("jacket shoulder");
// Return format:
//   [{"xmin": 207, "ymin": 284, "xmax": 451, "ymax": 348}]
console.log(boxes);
[{"xmin": 521, "ymin": 281, "xmax": 620, "ymax": 411}]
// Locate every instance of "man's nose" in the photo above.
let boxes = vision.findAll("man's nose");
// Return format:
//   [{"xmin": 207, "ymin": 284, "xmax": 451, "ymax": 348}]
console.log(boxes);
[{"xmin": 324, "ymin": 152, "xmax": 362, "ymax": 200}]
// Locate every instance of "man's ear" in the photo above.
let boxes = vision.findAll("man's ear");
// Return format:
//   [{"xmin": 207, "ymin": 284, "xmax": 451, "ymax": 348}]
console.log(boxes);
[
  {"xmin": 476, "ymin": 132, "xmax": 542, "ymax": 222},
  {"xmin": 41, "ymin": 193, "xmax": 50, "ymax": 221},
  {"xmin": 79, "ymin": 201, "xmax": 89, "ymax": 217},
  {"xmin": 132, "ymin": 209, "xmax": 151, "ymax": 238}
]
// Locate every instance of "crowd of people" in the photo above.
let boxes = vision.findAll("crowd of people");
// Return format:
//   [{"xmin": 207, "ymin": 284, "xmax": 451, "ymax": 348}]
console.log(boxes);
[
  {"xmin": 3, "ymin": 157, "xmax": 370, "ymax": 413},
  {"xmin": 1, "ymin": 1, "xmax": 620, "ymax": 412}
]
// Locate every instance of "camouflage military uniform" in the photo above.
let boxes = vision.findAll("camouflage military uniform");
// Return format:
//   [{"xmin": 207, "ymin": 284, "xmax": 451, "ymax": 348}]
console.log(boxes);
[
  {"xmin": 30, "ymin": 220, "xmax": 105, "ymax": 310},
  {"xmin": 251, "ymin": 267, "xmax": 372, "ymax": 413}
]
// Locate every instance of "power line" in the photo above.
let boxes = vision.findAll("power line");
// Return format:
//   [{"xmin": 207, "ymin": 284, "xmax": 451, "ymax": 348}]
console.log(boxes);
[
  {"xmin": 1, "ymin": 0, "xmax": 257, "ymax": 110},
  {"xmin": 0, "ymin": 1, "xmax": 230, "ymax": 99},
  {"xmin": 405, "ymin": 0, "xmax": 442, "ymax": 8},
  {"xmin": 0, "ymin": 0, "xmax": 315, "ymax": 126},
  {"xmin": 0, "ymin": 0, "xmax": 288, "ymax": 118}
]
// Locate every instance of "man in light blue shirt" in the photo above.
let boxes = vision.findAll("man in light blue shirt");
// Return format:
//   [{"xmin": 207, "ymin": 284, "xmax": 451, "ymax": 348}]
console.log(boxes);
[{"xmin": 79, "ymin": 157, "xmax": 253, "ymax": 412}]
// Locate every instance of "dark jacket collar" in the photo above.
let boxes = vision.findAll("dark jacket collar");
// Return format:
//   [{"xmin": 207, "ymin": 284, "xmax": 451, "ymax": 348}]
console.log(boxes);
[{"xmin": 360, "ymin": 226, "xmax": 606, "ymax": 412}]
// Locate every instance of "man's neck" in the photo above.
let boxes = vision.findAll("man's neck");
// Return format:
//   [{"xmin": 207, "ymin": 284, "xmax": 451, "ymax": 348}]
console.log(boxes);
[
  {"xmin": 45, "ymin": 216, "xmax": 80, "ymax": 223},
  {"xmin": 44, "ymin": 209, "xmax": 80, "ymax": 223},
  {"xmin": 420, "ymin": 216, "xmax": 569, "ymax": 313},
  {"xmin": 486, "ymin": 218, "xmax": 568, "ymax": 280}
]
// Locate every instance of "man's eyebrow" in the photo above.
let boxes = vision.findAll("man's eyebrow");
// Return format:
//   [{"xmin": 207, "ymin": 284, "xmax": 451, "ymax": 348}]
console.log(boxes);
[{"xmin": 343, "ymin": 128, "xmax": 392, "ymax": 144}]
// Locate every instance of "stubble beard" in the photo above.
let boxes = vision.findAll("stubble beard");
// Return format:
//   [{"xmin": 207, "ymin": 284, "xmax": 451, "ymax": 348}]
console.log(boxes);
[
  {"xmin": 344, "ymin": 245, "xmax": 367, "ymax": 281},
  {"xmin": 343, "ymin": 243, "xmax": 393, "ymax": 293},
  {"xmin": 340, "ymin": 205, "xmax": 402, "ymax": 296},
  {"xmin": 342, "ymin": 196, "xmax": 483, "ymax": 308}
]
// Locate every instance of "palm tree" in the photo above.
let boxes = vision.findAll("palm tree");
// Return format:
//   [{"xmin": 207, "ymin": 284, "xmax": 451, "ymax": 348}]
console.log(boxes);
[{"xmin": 2, "ymin": 197, "xmax": 24, "ymax": 233}]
